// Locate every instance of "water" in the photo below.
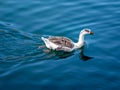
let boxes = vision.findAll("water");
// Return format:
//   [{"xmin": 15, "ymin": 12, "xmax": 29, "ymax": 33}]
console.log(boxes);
[{"xmin": 0, "ymin": 0, "xmax": 120, "ymax": 90}]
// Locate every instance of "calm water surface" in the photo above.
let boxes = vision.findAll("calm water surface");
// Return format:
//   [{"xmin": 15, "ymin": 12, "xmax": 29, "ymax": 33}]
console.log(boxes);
[{"xmin": 0, "ymin": 0, "xmax": 120, "ymax": 90}]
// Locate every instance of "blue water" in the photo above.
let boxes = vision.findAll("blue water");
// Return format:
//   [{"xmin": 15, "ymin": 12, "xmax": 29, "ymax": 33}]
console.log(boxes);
[{"xmin": 0, "ymin": 0, "xmax": 120, "ymax": 90}]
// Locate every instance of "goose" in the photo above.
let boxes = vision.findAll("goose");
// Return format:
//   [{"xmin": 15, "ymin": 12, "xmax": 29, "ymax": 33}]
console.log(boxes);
[{"xmin": 41, "ymin": 29, "xmax": 94, "ymax": 52}]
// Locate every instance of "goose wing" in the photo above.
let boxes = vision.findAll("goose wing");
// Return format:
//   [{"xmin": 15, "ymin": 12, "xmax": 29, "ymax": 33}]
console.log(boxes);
[{"xmin": 48, "ymin": 36, "xmax": 74, "ymax": 48}]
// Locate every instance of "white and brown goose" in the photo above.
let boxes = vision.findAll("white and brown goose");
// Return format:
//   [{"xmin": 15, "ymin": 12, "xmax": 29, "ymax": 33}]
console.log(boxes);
[{"xmin": 41, "ymin": 29, "xmax": 94, "ymax": 52}]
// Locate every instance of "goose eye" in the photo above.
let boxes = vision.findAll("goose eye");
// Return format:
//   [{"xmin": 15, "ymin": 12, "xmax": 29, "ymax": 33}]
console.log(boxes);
[{"xmin": 85, "ymin": 30, "xmax": 89, "ymax": 32}]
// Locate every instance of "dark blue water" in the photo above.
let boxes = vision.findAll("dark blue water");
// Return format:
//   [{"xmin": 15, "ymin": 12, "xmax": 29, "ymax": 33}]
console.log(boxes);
[{"xmin": 0, "ymin": 0, "xmax": 120, "ymax": 90}]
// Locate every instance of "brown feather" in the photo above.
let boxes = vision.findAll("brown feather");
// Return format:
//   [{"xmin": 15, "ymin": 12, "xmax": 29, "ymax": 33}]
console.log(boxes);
[{"xmin": 48, "ymin": 37, "xmax": 74, "ymax": 48}]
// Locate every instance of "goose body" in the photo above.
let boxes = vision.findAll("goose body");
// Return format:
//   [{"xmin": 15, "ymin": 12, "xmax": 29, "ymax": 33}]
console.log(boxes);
[{"xmin": 41, "ymin": 29, "xmax": 93, "ymax": 52}]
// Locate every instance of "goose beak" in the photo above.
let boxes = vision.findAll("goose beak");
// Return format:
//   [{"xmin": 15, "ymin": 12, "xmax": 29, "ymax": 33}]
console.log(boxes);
[{"xmin": 90, "ymin": 31, "xmax": 94, "ymax": 35}]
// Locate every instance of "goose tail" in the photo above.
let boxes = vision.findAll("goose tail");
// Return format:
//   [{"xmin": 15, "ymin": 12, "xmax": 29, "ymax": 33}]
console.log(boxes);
[
  {"xmin": 41, "ymin": 37, "xmax": 51, "ymax": 48},
  {"xmin": 41, "ymin": 37, "xmax": 46, "ymax": 41}
]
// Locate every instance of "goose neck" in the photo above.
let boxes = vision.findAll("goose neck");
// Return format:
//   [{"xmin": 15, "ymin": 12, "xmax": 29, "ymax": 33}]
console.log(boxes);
[{"xmin": 78, "ymin": 33, "xmax": 85, "ymax": 44}]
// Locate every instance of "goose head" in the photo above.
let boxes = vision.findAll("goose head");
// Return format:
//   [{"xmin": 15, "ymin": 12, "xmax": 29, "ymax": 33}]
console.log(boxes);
[
  {"xmin": 76, "ymin": 28, "xmax": 94, "ymax": 48},
  {"xmin": 80, "ymin": 29, "xmax": 94, "ymax": 35}
]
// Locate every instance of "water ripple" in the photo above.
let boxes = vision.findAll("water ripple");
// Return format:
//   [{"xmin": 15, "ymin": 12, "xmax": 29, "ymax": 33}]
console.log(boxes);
[{"xmin": 0, "ymin": 0, "xmax": 120, "ymax": 89}]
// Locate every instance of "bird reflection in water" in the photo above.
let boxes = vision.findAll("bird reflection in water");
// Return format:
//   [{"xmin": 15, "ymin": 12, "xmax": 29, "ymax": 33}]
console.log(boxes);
[
  {"xmin": 39, "ymin": 44, "xmax": 93, "ymax": 61},
  {"xmin": 79, "ymin": 46, "xmax": 93, "ymax": 61},
  {"xmin": 55, "ymin": 46, "xmax": 93, "ymax": 61}
]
